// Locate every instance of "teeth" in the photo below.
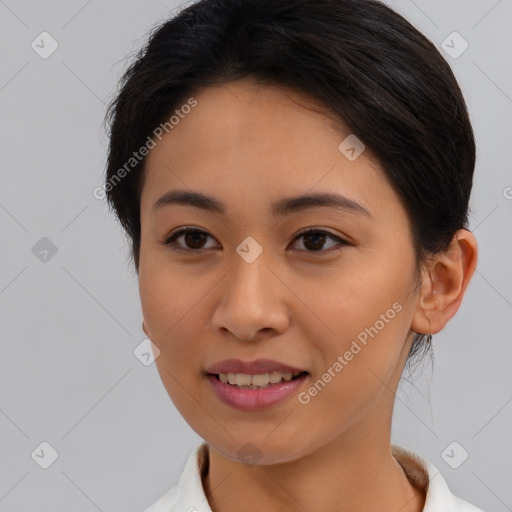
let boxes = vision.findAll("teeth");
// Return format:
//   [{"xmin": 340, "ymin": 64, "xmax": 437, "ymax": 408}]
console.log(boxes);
[
  {"xmin": 269, "ymin": 372, "xmax": 284, "ymax": 383},
  {"xmin": 217, "ymin": 371, "xmax": 302, "ymax": 388},
  {"xmin": 251, "ymin": 373, "xmax": 271, "ymax": 386},
  {"xmin": 235, "ymin": 373, "xmax": 251, "ymax": 386}
]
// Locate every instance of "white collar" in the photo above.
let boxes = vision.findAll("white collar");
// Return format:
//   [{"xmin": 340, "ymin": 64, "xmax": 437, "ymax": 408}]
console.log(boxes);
[{"xmin": 144, "ymin": 442, "xmax": 486, "ymax": 512}]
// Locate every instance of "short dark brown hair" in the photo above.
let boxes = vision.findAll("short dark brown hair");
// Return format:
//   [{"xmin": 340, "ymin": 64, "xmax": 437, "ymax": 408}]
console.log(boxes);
[{"xmin": 104, "ymin": 0, "xmax": 476, "ymax": 368}]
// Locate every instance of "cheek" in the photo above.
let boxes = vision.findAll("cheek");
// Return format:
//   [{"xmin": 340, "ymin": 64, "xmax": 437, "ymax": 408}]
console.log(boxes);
[
  {"xmin": 297, "ymin": 301, "xmax": 408, "ymax": 438},
  {"xmin": 142, "ymin": 268, "xmax": 207, "ymax": 412},
  {"xmin": 297, "ymin": 254, "xmax": 413, "ymax": 396},
  {"xmin": 139, "ymin": 257, "xmax": 198, "ymax": 341},
  {"xmin": 138, "ymin": 260, "xmax": 214, "ymax": 383},
  {"xmin": 301, "ymin": 259, "xmax": 408, "ymax": 343}
]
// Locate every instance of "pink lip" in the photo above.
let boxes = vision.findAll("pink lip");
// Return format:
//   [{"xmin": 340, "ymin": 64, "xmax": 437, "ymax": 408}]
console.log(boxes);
[
  {"xmin": 206, "ymin": 373, "xmax": 309, "ymax": 411},
  {"xmin": 205, "ymin": 358, "xmax": 307, "ymax": 375}
]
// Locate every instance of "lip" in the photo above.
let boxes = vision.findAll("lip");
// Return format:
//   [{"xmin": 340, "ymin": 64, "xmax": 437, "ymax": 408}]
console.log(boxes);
[
  {"xmin": 206, "ymin": 372, "xmax": 309, "ymax": 411},
  {"xmin": 205, "ymin": 358, "xmax": 308, "ymax": 375}
]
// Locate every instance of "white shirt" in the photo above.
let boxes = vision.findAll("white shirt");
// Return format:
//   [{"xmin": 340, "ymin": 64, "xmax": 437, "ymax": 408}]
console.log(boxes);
[{"xmin": 143, "ymin": 442, "xmax": 486, "ymax": 512}]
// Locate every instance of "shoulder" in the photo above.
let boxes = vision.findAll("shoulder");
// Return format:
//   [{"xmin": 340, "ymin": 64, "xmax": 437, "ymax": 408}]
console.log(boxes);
[{"xmin": 391, "ymin": 444, "xmax": 487, "ymax": 512}]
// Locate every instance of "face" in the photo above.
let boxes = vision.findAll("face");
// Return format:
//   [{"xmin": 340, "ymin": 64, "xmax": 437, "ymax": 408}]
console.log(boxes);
[{"xmin": 138, "ymin": 77, "xmax": 422, "ymax": 465}]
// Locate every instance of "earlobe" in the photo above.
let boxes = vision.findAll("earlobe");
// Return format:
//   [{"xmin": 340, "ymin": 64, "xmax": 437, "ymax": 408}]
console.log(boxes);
[
  {"xmin": 411, "ymin": 229, "xmax": 478, "ymax": 335},
  {"xmin": 142, "ymin": 321, "xmax": 147, "ymax": 336}
]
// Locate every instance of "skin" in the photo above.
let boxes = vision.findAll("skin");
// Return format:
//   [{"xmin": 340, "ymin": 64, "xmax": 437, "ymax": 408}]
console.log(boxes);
[{"xmin": 138, "ymin": 77, "xmax": 478, "ymax": 512}]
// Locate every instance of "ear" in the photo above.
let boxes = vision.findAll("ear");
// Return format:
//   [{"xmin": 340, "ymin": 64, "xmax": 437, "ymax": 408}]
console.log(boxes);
[
  {"xmin": 411, "ymin": 229, "xmax": 478, "ymax": 335},
  {"xmin": 142, "ymin": 321, "xmax": 148, "ymax": 336}
]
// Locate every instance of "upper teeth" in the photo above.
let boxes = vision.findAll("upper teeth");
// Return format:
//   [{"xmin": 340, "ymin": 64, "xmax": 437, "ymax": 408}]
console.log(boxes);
[{"xmin": 218, "ymin": 372, "xmax": 302, "ymax": 387}]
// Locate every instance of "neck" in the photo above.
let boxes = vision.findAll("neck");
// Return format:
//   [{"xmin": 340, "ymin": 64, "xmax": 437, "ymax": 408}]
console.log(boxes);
[{"xmin": 202, "ymin": 428, "xmax": 426, "ymax": 512}]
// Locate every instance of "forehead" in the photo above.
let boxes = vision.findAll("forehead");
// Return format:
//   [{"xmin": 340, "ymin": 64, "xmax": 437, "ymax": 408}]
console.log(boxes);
[
  {"xmin": 158, "ymin": 78, "xmax": 351, "ymax": 158},
  {"xmin": 140, "ymin": 78, "xmax": 398, "ymax": 222}
]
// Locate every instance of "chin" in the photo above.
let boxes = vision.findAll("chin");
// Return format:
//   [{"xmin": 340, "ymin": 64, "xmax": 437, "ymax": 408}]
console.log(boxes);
[{"xmin": 208, "ymin": 435, "xmax": 310, "ymax": 466}]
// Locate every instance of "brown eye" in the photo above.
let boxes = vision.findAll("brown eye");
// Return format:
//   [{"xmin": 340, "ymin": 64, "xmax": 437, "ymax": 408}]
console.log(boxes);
[
  {"xmin": 161, "ymin": 228, "xmax": 218, "ymax": 251},
  {"xmin": 182, "ymin": 231, "xmax": 207, "ymax": 249},
  {"xmin": 291, "ymin": 229, "xmax": 350, "ymax": 253}
]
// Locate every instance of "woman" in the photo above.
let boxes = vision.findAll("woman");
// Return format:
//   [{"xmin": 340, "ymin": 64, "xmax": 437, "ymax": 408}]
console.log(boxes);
[{"xmin": 104, "ymin": 0, "xmax": 483, "ymax": 510}]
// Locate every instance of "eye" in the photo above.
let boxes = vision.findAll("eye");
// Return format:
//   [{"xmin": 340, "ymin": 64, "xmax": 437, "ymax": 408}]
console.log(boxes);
[
  {"xmin": 290, "ymin": 228, "xmax": 350, "ymax": 253},
  {"xmin": 160, "ymin": 227, "xmax": 350, "ymax": 254},
  {"xmin": 160, "ymin": 227, "xmax": 219, "ymax": 252}
]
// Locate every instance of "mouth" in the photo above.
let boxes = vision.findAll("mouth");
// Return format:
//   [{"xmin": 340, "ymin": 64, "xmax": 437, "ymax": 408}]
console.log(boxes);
[
  {"xmin": 207, "ymin": 370, "xmax": 309, "ymax": 390},
  {"xmin": 206, "ymin": 370, "xmax": 309, "ymax": 410},
  {"xmin": 204, "ymin": 359, "xmax": 310, "ymax": 409}
]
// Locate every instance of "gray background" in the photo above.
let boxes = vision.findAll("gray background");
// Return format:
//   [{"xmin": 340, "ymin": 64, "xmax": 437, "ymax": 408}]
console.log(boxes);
[{"xmin": 0, "ymin": 0, "xmax": 511, "ymax": 510}]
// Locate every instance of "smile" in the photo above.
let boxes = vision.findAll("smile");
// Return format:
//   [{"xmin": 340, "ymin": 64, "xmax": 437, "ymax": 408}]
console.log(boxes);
[
  {"xmin": 215, "ymin": 371, "xmax": 305, "ymax": 389},
  {"xmin": 206, "ymin": 371, "xmax": 309, "ymax": 410}
]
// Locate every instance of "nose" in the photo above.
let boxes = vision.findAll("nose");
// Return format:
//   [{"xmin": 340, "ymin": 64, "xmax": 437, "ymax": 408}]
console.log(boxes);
[{"xmin": 211, "ymin": 246, "xmax": 290, "ymax": 341}]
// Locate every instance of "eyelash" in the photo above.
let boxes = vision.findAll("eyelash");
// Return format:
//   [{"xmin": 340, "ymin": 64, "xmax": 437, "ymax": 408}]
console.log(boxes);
[{"xmin": 160, "ymin": 227, "xmax": 350, "ymax": 254}]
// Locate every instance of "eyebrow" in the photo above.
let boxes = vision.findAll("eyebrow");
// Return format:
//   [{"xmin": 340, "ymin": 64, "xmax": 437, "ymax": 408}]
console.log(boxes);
[{"xmin": 152, "ymin": 189, "xmax": 373, "ymax": 220}]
